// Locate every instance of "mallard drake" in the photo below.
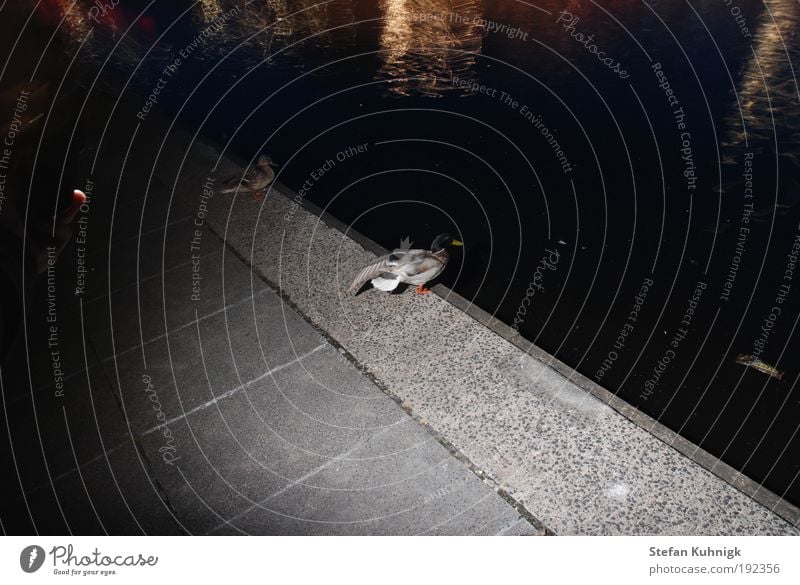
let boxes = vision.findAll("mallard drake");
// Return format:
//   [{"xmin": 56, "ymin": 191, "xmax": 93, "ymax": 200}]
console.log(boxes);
[
  {"xmin": 221, "ymin": 154, "xmax": 276, "ymax": 199},
  {"xmin": 347, "ymin": 233, "xmax": 463, "ymax": 295}
]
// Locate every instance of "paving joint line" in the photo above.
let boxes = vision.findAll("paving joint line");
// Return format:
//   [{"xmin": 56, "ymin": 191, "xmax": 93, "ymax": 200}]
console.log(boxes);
[
  {"xmin": 141, "ymin": 342, "xmax": 327, "ymax": 437},
  {"xmin": 206, "ymin": 425, "xmax": 395, "ymax": 534},
  {"xmin": 100, "ymin": 287, "xmax": 275, "ymax": 362}
]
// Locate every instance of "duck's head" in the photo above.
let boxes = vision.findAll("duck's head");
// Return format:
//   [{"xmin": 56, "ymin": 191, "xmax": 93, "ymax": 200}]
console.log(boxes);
[
  {"xmin": 431, "ymin": 233, "xmax": 464, "ymax": 252},
  {"xmin": 256, "ymin": 154, "xmax": 275, "ymax": 168}
]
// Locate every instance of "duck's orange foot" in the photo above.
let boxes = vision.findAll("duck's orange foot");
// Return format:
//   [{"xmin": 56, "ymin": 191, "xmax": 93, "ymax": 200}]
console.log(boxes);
[
  {"xmin": 415, "ymin": 284, "xmax": 432, "ymax": 295},
  {"xmin": 251, "ymin": 190, "xmax": 266, "ymax": 200}
]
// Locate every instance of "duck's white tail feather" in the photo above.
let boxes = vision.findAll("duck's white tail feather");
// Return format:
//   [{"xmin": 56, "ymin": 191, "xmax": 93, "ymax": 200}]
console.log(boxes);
[{"xmin": 371, "ymin": 276, "xmax": 400, "ymax": 291}]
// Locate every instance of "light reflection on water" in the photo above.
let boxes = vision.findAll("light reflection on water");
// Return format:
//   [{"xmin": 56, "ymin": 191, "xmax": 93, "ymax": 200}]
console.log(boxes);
[
  {"xmin": 46, "ymin": 0, "xmax": 800, "ymax": 149},
  {"xmin": 377, "ymin": 0, "xmax": 483, "ymax": 96},
  {"xmin": 197, "ymin": 0, "xmax": 224, "ymax": 23},
  {"xmin": 724, "ymin": 0, "xmax": 800, "ymax": 161}
]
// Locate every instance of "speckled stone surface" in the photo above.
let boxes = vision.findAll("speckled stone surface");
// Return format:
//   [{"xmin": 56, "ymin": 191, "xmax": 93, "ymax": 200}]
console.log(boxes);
[{"xmin": 190, "ymin": 143, "xmax": 799, "ymax": 536}]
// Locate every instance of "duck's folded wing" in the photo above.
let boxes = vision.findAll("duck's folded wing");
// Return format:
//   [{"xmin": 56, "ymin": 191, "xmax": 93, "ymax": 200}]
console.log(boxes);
[
  {"xmin": 220, "ymin": 168, "xmax": 258, "ymax": 193},
  {"xmin": 396, "ymin": 250, "xmax": 428, "ymax": 270},
  {"xmin": 347, "ymin": 253, "xmax": 404, "ymax": 294}
]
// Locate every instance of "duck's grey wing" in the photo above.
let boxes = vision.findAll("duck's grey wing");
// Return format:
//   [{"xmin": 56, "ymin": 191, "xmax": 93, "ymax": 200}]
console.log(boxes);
[
  {"xmin": 220, "ymin": 175, "xmax": 243, "ymax": 193},
  {"xmin": 221, "ymin": 172, "xmax": 250, "ymax": 193},
  {"xmin": 247, "ymin": 167, "xmax": 274, "ymax": 190},
  {"xmin": 347, "ymin": 251, "xmax": 407, "ymax": 294},
  {"xmin": 394, "ymin": 249, "xmax": 430, "ymax": 270}
]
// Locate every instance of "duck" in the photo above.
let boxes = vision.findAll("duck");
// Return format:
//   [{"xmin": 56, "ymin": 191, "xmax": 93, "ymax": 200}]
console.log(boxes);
[
  {"xmin": 220, "ymin": 154, "xmax": 277, "ymax": 199},
  {"xmin": 347, "ymin": 233, "xmax": 463, "ymax": 295}
]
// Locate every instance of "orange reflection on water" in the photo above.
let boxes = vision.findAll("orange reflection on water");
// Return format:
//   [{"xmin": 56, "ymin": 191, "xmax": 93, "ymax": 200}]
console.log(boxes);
[
  {"xmin": 727, "ymin": 0, "xmax": 800, "ymax": 149},
  {"xmin": 377, "ymin": 0, "xmax": 484, "ymax": 96},
  {"xmin": 374, "ymin": 0, "xmax": 653, "ymax": 88},
  {"xmin": 197, "ymin": 0, "xmax": 224, "ymax": 23}
]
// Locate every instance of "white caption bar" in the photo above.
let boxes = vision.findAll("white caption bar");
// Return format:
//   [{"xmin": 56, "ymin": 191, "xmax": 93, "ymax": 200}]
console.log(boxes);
[{"xmin": 1, "ymin": 536, "xmax": 798, "ymax": 583}]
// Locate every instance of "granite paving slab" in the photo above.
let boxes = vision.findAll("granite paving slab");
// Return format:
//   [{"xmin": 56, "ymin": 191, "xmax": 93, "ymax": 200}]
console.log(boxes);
[
  {"xmin": 99, "ymin": 287, "xmax": 325, "ymax": 436},
  {"xmin": 83, "ymin": 245, "xmax": 267, "ymax": 359}
]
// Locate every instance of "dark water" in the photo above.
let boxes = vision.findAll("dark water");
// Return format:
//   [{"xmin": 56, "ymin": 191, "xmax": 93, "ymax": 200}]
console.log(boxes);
[{"xmin": 31, "ymin": 0, "xmax": 800, "ymax": 506}]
